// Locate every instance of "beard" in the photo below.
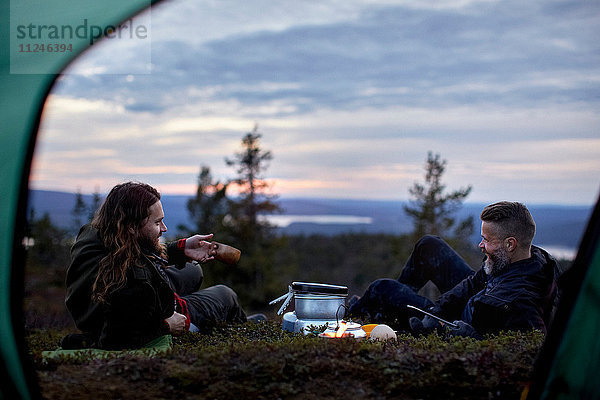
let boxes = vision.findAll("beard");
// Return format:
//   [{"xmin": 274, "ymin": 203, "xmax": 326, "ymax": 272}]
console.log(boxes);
[
  {"xmin": 139, "ymin": 231, "xmax": 163, "ymax": 255},
  {"xmin": 483, "ymin": 247, "xmax": 511, "ymax": 276}
]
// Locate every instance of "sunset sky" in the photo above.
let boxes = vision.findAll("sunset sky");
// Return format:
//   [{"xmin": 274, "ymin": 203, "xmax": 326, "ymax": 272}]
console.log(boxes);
[{"xmin": 30, "ymin": 0, "xmax": 600, "ymax": 206}]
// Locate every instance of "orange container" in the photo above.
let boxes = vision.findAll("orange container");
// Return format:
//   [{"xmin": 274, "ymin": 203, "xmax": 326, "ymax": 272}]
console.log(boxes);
[{"xmin": 361, "ymin": 324, "xmax": 378, "ymax": 338}]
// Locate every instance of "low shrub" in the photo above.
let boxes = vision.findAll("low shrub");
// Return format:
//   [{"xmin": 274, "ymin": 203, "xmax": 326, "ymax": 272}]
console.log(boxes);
[{"xmin": 28, "ymin": 322, "xmax": 544, "ymax": 399}]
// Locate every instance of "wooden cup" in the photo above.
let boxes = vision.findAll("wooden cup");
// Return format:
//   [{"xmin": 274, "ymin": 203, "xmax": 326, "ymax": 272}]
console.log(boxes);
[{"xmin": 213, "ymin": 242, "xmax": 241, "ymax": 264}]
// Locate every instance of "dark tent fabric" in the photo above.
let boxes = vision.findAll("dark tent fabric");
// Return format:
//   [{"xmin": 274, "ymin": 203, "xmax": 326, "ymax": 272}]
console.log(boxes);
[
  {"xmin": 527, "ymin": 196, "xmax": 600, "ymax": 399},
  {"xmin": 0, "ymin": 1, "xmax": 155, "ymax": 398}
]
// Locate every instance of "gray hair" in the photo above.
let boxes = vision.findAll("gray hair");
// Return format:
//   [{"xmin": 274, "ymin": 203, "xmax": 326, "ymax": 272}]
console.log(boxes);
[{"xmin": 480, "ymin": 201, "xmax": 536, "ymax": 247}]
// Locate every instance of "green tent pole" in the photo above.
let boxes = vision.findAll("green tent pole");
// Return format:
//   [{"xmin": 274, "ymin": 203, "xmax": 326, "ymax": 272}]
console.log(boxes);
[
  {"xmin": 0, "ymin": 58, "xmax": 52, "ymax": 400},
  {"xmin": 528, "ymin": 194, "xmax": 600, "ymax": 399},
  {"xmin": 0, "ymin": 1, "xmax": 159, "ymax": 398}
]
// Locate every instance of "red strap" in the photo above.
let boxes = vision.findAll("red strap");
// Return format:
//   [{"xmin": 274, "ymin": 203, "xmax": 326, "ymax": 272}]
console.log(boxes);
[
  {"xmin": 177, "ymin": 238, "xmax": 187, "ymax": 250},
  {"xmin": 174, "ymin": 292, "xmax": 190, "ymax": 331}
]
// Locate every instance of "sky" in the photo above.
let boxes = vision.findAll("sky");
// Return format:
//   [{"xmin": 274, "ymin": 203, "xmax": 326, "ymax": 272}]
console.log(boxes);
[{"xmin": 29, "ymin": 0, "xmax": 600, "ymax": 206}]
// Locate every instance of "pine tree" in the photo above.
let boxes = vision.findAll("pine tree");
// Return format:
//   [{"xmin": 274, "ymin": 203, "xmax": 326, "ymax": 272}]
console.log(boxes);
[
  {"xmin": 182, "ymin": 166, "xmax": 229, "ymax": 236},
  {"xmin": 88, "ymin": 188, "xmax": 102, "ymax": 221},
  {"xmin": 404, "ymin": 152, "xmax": 473, "ymax": 243},
  {"xmin": 183, "ymin": 126, "xmax": 284, "ymax": 309},
  {"xmin": 215, "ymin": 125, "xmax": 283, "ymax": 308},
  {"xmin": 71, "ymin": 189, "xmax": 87, "ymax": 235},
  {"xmin": 224, "ymin": 124, "xmax": 281, "ymax": 245}
]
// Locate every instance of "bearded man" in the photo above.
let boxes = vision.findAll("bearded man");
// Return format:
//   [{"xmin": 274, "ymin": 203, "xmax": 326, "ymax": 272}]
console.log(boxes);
[
  {"xmin": 347, "ymin": 201, "xmax": 559, "ymax": 338},
  {"xmin": 64, "ymin": 182, "xmax": 250, "ymax": 350}
]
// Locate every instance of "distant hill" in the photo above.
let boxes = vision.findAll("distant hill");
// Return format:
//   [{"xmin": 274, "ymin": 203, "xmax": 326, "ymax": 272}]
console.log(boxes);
[{"xmin": 27, "ymin": 189, "xmax": 593, "ymax": 256}]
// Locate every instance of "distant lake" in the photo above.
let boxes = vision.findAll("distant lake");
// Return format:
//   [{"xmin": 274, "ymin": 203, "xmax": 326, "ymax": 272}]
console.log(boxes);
[
  {"xmin": 261, "ymin": 215, "xmax": 577, "ymax": 261},
  {"xmin": 262, "ymin": 214, "xmax": 373, "ymax": 227},
  {"xmin": 27, "ymin": 190, "xmax": 588, "ymax": 261},
  {"xmin": 537, "ymin": 245, "xmax": 577, "ymax": 261}
]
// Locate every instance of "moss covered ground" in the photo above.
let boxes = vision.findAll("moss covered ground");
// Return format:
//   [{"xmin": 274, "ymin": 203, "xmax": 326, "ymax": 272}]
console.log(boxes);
[{"xmin": 27, "ymin": 322, "xmax": 544, "ymax": 400}]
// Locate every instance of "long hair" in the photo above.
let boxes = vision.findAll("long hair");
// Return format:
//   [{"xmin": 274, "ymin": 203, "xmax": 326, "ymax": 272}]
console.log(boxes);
[{"xmin": 91, "ymin": 182, "xmax": 162, "ymax": 303}]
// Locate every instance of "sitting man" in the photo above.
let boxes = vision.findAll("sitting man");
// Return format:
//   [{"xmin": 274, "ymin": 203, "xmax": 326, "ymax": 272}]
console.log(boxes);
[
  {"xmin": 348, "ymin": 201, "xmax": 559, "ymax": 338},
  {"xmin": 64, "ymin": 181, "xmax": 251, "ymax": 350}
]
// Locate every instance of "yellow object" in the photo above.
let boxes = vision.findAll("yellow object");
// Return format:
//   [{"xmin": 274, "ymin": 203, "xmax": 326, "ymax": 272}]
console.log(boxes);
[{"xmin": 361, "ymin": 324, "xmax": 378, "ymax": 338}]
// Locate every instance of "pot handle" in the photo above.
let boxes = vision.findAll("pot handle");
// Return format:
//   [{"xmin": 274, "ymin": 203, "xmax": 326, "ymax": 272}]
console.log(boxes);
[
  {"xmin": 336, "ymin": 304, "xmax": 348, "ymax": 326},
  {"xmin": 269, "ymin": 285, "xmax": 294, "ymax": 315}
]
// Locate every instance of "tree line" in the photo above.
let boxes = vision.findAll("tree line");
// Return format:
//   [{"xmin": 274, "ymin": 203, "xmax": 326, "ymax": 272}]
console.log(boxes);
[{"xmin": 24, "ymin": 125, "xmax": 478, "ymax": 324}]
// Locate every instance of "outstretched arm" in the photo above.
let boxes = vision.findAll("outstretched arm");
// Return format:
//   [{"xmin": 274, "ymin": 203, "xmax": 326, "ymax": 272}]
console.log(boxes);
[{"xmin": 183, "ymin": 234, "xmax": 217, "ymax": 263}]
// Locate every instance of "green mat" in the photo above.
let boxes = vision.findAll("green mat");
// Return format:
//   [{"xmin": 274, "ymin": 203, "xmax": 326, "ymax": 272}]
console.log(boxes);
[{"xmin": 41, "ymin": 334, "xmax": 172, "ymax": 361}]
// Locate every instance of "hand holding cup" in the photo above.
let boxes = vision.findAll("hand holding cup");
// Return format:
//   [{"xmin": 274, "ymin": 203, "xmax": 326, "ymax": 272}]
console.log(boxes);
[{"xmin": 212, "ymin": 242, "xmax": 241, "ymax": 264}]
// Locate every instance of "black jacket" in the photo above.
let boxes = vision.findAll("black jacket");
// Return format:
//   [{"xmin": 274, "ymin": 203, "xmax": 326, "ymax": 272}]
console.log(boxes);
[
  {"xmin": 434, "ymin": 246, "xmax": 558, "ymax": 335},
  {"xmin": 97, "ymin": 253, "xmax": 173, "ymax": 349},
  {"xmin": 65, "ymin": 224, "xmax": 189, "ymax": 349}
]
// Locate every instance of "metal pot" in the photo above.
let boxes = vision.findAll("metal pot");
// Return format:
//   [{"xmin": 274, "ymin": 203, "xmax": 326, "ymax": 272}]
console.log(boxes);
[
  {"xmin": 294, "ymin": 293, "xmax": 346, "ymax": 320},
  {"xmin": 292, "ymin": 282, "xmax": 348, "ymax": 320}
]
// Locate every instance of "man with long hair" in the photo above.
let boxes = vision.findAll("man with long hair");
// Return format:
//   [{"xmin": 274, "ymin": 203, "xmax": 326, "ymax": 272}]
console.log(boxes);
[
  {"xmin": 65, "ymin": 182, "xmax": 248, "ymax": 350},
  {"xmin": 348, "ymin": 201, "xmax": 559, "ymax": 338}
]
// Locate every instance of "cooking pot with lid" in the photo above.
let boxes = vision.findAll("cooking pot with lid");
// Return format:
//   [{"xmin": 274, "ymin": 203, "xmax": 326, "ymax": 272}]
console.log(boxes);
[
  {"xmin": 270, "ymin": 281, "xmax": 349, "ymax": 319},
  {"xmin": 291, "ymin": 282, "xmax": 348, "ymax": 320}
]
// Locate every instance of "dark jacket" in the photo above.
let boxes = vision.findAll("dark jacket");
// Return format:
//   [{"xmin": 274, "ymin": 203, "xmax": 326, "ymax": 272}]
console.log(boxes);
[
  {"xmin": 434, "ymin": 246, "xmax": 558, "ymax": 335},
  {"xmin": 65, "ymin": 224, "xmax": 189, "ymax": 349},
  {"xmin": 97, "ymin": 253, "xmax": 174, "ymax": 349}
]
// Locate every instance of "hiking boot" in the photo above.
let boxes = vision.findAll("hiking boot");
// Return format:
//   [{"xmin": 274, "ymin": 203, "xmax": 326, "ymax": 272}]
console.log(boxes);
[
  {"xmin": 345, "ymin": 295, "xmax": 361, "ymax": 318},
  {"xmin": 348, "ymin": 294, "xmax": 360, "ymax": 309},
  {"xmin": 409, "ymin": 315, "xmax": 442, "ymax": 335}
]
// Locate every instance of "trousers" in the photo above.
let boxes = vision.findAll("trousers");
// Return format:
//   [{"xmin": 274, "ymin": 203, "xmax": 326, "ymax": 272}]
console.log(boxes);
[
  {"xmin": 348, "ymin": 235, "xmax": 475, "ymax": 329},
  {"xmin": 164, "ymin": 262, "xmax": 247, "ymax": 331}
]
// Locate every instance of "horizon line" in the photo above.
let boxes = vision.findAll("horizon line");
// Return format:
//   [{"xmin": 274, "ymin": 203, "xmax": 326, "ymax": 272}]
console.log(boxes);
[{"xmin": 28, "ymin": 187, "xmax": 597, "ymax": 208}]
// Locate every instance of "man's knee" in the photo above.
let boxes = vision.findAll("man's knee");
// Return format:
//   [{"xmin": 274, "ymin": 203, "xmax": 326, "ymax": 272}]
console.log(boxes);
[
  {"xmin": 185, "ymin": 261, "xmax": 204, "ymax": 282},
  {"xmin": 164, "ymin": 262, "xmax": 204, "ymax": 295},
  {"xmin": 415, "ymin": 235, "xmax": 448, "ymax": 253},
  {"xmin": 214, "ymin": 284, "xmax": 236, "ymax": 296},
  {"xmin": 212, "ymin": 285, "xmax": 241, "ymax": 306},
  {"xmin": 370, "ymin": 278, "xmax": 404, "ymax": 294}
]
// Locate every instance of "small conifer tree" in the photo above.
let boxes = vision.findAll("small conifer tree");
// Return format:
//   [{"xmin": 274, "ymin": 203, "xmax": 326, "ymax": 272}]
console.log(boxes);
[{"xmin": 404, "ymin": 152, "xmax": 474, "ymax": 244}]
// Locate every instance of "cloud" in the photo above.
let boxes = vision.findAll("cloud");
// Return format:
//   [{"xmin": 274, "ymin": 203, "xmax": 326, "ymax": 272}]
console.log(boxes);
[
  {"xmin": 57, "ymin": 0, "xmax": 600, "ymax": 112},
  {"xmin": 161, "ymin": 116, "xmax": 254, "ymax": 133},
  {"xmin": 31, "ymin": 0, "xmax": 600, "ymax": 206},
  {"xmin": 42, "ymin": 95, "xmax": 125, "ymax": 115}
]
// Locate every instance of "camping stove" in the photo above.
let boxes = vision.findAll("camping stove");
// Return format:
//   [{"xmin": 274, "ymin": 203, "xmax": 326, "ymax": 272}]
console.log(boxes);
[
  {"xmin": 270, "ymin": 282, "xmax": 349, "ymax": 334},
  {"xmin": 282, "ymin": 311, "xmax": 338, "ymax": 334}
]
